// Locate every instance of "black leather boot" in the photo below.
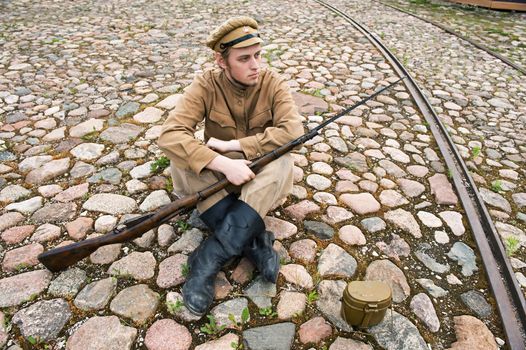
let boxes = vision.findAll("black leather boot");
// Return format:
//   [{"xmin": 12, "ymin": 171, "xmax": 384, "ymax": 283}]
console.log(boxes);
[
  {"xmin": 244, "ymin": 231, "xmax": 280, "ymax": 283},
  {"xmin": 202, "ymin": 195, "xmax": 279, "ymax": 283},
  {"xmin": 199, "ymin": 193, "xmax": 238, "ymax": 230},
  {"xmin": 182, "ymin": 199, "xmax": 264, "ymax": 316},
  {"xmin": 213, "ymin": 200, "xmax": 265, "ymax": 257},
  {"xmin": 182, "ymin": 236, "xmax": 229, "ymax": 316}
]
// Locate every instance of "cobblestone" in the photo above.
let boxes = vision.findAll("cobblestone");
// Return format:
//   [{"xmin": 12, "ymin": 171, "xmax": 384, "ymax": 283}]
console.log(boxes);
[{"xmin": 0, "ymin": 0, "xmax": 522, "ymax": 348}]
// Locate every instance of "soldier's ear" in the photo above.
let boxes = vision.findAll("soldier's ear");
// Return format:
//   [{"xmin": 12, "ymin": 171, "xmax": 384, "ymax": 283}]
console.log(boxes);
[{"xmin": 215, "ymin": 52, "xmax": 227, "ymax": 69}]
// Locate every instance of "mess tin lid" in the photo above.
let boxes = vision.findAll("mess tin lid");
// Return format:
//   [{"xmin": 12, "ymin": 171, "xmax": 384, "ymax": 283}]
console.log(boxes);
[{"xmin": 344, "ymin": 281, "xmax": 392, "ymax": 304}]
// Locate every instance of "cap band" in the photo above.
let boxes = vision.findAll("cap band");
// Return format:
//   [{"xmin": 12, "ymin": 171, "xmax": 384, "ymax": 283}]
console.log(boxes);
[{"xmin": 219, "ymin": 33, "xmax": 260, "ymax": 51}]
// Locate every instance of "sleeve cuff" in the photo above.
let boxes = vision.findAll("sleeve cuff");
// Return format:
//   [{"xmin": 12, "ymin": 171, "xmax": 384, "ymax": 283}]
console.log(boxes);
[
  {"xmin": 239, "ymin": 135, "xmax": 264, "ymax": 160},
  {"xmin": 191, "ymin": 148, "xmax": 220, "ymax": 175}
]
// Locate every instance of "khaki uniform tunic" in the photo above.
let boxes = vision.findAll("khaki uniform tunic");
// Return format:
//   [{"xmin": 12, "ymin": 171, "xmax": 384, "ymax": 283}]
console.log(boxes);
[{"xmin": 158, "ymin": 68, "xmax": 303, "ymax": 216}]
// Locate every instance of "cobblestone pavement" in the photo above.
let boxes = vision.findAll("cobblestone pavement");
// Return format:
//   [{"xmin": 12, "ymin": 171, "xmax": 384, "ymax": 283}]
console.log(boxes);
[
  {"xmin": 335, "ymin": 0, "xmax": 526, "ymax": 284},
  {"xmin": 380, "ymin": 0, "xmax": 526, "ymax": 69},
  {"xmin": 0, "ymin": 0, "xmax": 524, "ymax": 349}
]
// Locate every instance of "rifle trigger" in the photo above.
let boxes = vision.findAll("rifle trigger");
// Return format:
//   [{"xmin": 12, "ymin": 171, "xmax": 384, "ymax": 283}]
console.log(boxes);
[{"xmin": 122, "ymin": 213, "xmax": 154, "ymax": 228}]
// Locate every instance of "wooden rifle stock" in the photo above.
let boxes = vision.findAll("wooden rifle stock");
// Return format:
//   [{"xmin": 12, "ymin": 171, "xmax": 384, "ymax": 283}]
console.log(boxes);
[
  {"xmin": 38, "ymin": 77, "xmax": 403, "ymax": 272},
  {"xmin": 38, "ymin": 194, "xmax": 198, "ymax": 272}
]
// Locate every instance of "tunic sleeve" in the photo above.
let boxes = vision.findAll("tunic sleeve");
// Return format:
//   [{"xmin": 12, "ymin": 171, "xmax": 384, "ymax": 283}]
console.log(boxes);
[
  {"xmin": 158, "ymin": 75, "xmax": 219, "ymax": 175},
  {"xmin": 239, "ymin": 76, "xmax": 304, "ymax": 160}
]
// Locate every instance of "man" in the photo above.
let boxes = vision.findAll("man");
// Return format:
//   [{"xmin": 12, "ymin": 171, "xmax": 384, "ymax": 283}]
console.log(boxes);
[{"xmin": 158, "ymin": 16, "xmax": 303, "ymax": 317}]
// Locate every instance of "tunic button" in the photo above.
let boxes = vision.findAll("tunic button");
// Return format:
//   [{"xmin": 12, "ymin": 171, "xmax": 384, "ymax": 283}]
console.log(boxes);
[
  {"xmin": 257, "ymin": 153, "xmax": 261, "ymax": 157},
  {"xmin": 237, "ymin": 100, "xmax": 242, "ymax": 105}
]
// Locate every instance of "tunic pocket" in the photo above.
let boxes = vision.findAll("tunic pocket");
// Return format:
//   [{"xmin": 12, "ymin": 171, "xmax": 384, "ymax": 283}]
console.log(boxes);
[
  {"xmin": 206, "ymin": 109, "xmax": 236, "ymax": 140},
  {"xmin": 208, "ymin": 109, "xmax": 236, "ymax": 128},
  {"xmin": 249, "ymin": 109, "xmax": 273, "ymax": 130}
]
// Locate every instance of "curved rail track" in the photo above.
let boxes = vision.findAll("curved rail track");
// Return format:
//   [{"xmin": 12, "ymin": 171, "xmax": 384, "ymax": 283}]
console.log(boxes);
[
  {"xmin": 375, "ymin": 1, "xmax": 526, "ymax": 75},
  {"xmin": 314, "ymin": 0, "xmax": 526, "ymax": 348}
]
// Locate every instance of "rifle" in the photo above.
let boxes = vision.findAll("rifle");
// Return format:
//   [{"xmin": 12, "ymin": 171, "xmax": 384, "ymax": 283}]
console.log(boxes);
[{"xmin": 38, "ymin": 77, "xmax": 404, "ymax": 272}]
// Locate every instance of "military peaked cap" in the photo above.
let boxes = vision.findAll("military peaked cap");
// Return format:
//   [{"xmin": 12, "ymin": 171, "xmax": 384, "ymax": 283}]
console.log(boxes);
[{"xmin": 206, "ymin": 16, "xmax": 263, "ymax": 52}]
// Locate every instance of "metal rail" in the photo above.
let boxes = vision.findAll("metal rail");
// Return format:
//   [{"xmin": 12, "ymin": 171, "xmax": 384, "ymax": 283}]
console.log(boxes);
[
  {"xmin": 313, "ymin": 1, "xmax": 526, "ymax": 348},
  {"xmin": 376, "ymin": 1, "xmax": 526, "ymax": 75}
]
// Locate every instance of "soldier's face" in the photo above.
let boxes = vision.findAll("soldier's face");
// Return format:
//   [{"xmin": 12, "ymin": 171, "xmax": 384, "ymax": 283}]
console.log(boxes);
[{"xmin": 219, "ymin": 44, "xmax": 261, "ymax": 86}]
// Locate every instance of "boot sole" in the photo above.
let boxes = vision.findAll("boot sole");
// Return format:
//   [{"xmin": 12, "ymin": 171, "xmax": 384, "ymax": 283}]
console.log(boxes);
[
  {"xmin": 266, "ymin": 251, "xmax": 280, "ymax": 284},
  {"xmin": 182, "ymin": 291, "xmax": 207, "ymax": 317}
]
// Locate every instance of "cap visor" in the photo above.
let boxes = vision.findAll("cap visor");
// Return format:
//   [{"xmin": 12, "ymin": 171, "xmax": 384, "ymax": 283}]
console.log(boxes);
[{"xmin": 231, "ymin": 37, "xmax": 263, "ymax": 49}]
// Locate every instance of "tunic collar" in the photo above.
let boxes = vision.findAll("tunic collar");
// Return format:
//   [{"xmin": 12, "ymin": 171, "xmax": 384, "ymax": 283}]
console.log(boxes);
[{"xmin": 220, "ymin": 70, "xmax": 256, "ymax": 96}]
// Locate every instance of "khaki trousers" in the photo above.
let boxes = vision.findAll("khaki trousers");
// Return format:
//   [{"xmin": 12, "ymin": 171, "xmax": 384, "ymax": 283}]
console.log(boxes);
[{"xmin": 170, "ymin": 153, "xmax": 294, "ymax": 218}]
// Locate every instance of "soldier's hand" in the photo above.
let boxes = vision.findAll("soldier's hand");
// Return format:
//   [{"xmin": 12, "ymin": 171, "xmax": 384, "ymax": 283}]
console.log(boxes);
[
  {"xmin": 206, "ymin": 137, "xmax": 241, "ymax": 153},
  {"xmin": 206, "ymin": 137, "xmax": 228, "ymax": 152},
  {"xmin": 223, "ymin": 158, "xmax": 255, "ymax": 185},
  {"xmin": 207, "ymin": 155, "xmax": 255, "ymax": 186}
]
